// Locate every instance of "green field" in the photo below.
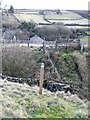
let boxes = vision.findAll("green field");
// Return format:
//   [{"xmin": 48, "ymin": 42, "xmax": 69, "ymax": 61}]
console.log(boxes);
[
  {"xmin": 48, "ymin": 19, "xmax": 88, "ymax": 25},
  {"xmin": 14, "ymin": 13, "xmax": 48, "ymax": 24},
  {"xmin": 45, "ymin": 11, "xmax": 82, "ymax": 20},
  {"xmin": 13, "ymin": 10, "xmax": 88, "ymax": 28},
  {"xmin": 45, "ymin": 10, "xmax": 87, "ymax": 26},
  {"xmin": 2, "ymin": 10, "xmax": 88, "ymax": 29},
  {"xmin": 66, "ymin": 26, "xmax": 89, "ymax": 29},
  {"xmin": 86, "ymin": 31, "xmax": 90, "ymax": 34}
]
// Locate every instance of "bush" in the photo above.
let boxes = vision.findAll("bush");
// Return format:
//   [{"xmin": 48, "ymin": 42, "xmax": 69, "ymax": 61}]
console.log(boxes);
[
  {"xmin": 2, "ymin": 46, "xmax": 60, "ymax": 81},
  {"xmin": 2, "ymin": 46, "xmax": 43, "ymax": 79}
]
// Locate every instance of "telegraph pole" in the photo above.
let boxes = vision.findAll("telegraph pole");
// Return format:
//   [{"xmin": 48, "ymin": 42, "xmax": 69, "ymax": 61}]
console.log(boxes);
[
  {"xmin": 0, "ymin": 0, "xmax": 5, "ymax": 74},
  {"xmin": 0, "ymin": 0, "xmax": 2, "ymax": 39},
  {"xmin": 0, "ymin": 0, "xmax": 3, "ymax": 74},
  {"xmin": 39, "ymin": 63, "xmax": 44, "ymax": 95}
]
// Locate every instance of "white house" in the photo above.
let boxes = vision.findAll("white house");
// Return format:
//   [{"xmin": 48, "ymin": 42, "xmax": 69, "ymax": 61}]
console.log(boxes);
[{"xmin": 30, "ymin": 35, "xmax": 44, "ymax": 44}]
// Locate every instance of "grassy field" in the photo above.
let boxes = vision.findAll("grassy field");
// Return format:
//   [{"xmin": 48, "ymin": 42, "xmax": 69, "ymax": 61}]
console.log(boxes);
[
  {"xmin": 14, "ymin": 13, "xmax": 48, "ymax": 24},
  {"xmin": 66, "ymin": 26, "xmax": 89, "ymax": 29},
  {"xmin": 13, "ymin": 10, "xmax": 88, "ymax": 28},
  {"xmin": 48, "ymin": 19, "xmax": 88, "ymax": 25},
  {"xmin": 86, "ymin": 31, "xmax": 90, "ymax": 34},
  {"xmin": 45, "ymin": 11, "xmax": 83, "ymax": 20},
  {"xmin": 44, "ymin": 10, "xmax": 88, "ymax": 26}
]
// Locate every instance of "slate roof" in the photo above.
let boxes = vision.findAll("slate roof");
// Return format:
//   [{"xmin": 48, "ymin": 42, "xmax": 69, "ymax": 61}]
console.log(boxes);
[{"xmin": 30, "ymin": 35, "xmax": 44, "ymax": 44}]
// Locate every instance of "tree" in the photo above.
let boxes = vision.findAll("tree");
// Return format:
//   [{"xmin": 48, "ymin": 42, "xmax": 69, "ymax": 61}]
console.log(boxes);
[
  {"xmin": 18, "ymin": 21, "xmax": 36, "ymax": 32},
  {"xmin": 18, "ymin": 21, "xmax": 36, "ymax": 39},
  {"xmin": 39, "ymin": 10, "xmax": 44, "ymax": 15},
  {"xmin": 56, "ymin": 9, "xmax": 62, "ymax": 14},
  {"xmin": 34, "ymin": 25, "xmax": 77, "ymax": 41},
  {"xmin": 8, "ymin": 5, "xmax": 14, "ymax": 14}
]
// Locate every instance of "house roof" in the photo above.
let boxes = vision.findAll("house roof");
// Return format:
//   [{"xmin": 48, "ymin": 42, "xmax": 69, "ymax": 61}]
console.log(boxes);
[{"xmin": 30, "ymin": 35, "xmax": 44, "ymax": 43}]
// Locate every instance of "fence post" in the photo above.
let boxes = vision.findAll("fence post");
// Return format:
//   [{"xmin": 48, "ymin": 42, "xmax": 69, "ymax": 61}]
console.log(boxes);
[
  {"xmin": 81, "ymin": 43, "xmax": 84, "ymax": 53},
  {"xmin": 39, "ymin": 63, "xmax": 44, "ymax": 95}
]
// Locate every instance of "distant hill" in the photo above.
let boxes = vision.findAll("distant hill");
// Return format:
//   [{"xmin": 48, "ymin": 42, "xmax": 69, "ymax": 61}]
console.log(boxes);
[
  {"xmin": 68, "ymin": 10, "xmax": 90, "ymax": 19},
  {"xmin": 12, "ymin": 10, "xmax": 88, "ymax": 28},
  {"xmin": 1, "ymin": 9, "xmax": 88, "ymax": 28}
]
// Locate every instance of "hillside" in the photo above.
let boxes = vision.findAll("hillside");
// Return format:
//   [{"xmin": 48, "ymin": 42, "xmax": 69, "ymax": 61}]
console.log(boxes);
[
  {"xmin": 14, "ymin": 14, "xmax": 48, "ymax": 24},
  {"xmin": 0, "ymin": 9, "xmax": 89, "ymax": 119},
  {"xmin": 1, "ymin": 45, "xmax": 89, "ymax": 99},
  {"xmin": 1, "ymin": 10, "xmax": 88, "ymax": 29},
  {"xmin": 13, "ymin": 10, "xmax": 88, "ymax": 28},
  {"xmin": 69, "ymin": 10, "xmax": 90, "ymax": 19},
  {"xmin": 2, "ymin": 13, "xmax": 19, "ymax": 24},
  {"xmin": 0, "ymin": 79, "xmax": 89, "ymax": 118}
]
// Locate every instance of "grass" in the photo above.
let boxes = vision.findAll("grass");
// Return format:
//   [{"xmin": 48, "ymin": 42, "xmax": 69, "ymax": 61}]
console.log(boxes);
[
  {"xmin": 2, "ymin": 13, "xmax": 18, "ymax": 24},
  {"xmin": 14, "ymin": 10, "xmax": 88, "ymax": 26},
  {"xmin": 0, "ymin": 80, "xmax": 89, "ymax": 118},
  {"xmin": 45, "ymin": 11, "xmax": 82, "ymax": 20},
  {"xmin": 80, "ymin": 36, "xmax": 89, "ymax": 45},
  {"xmin": 44, "ymin": 10, "xmax": 88, "ymax": 26},
  {"xmin": 14, "ymin": 13, "xmax": 48, "ymax": 23},
  {"xmin": 86, "ymin": 31, "xmax": 90, "ymax": 34},
  {"xmin": 0, "ymin": 45, "xmax": 89, "ymax": 118},
  {"xmin": 50, "ymin": 51, "xmax": 80, "ymax": 82},
  {"xmin": 48, "ymin": 18, "xmax": 88, "ymax": 25},
  {"xmin": 66, "ymin": 26, "xmax": 89, "ymax": 29}
]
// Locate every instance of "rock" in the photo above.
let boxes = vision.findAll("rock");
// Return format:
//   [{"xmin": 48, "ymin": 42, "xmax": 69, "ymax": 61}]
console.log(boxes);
[
  {"xmin": 0, "ymin": 74, "xmax": 7, "ymax": 80},
  {"xmin": 31, "ymin": 103, "xmax": 40, "ymax": 109},
  {"xmin": 46, "ymin": 100, "xmax": 65, "ymax": 109},
  {"xmin": 1, "ymin": 88, "xmax": 6, "ymax": 92},
  {"xmin": 56, "ymin": 91, "xmax": 65, "ymax": 98},
  {"xmin": 66, "ymin": 91, "xmax": 72, "ymax": 97},
  {"xmin": 70, "ymin": 94, "xmax": 81, "ymax": 101},
  {"xmin": 23, "ymin": 83, "xmax": 30, "ymax": 88},
  {"xmin": 0, "ymin": 85, "xmax": 4, "ymax": 88},
  {"xmin": 18, "ymin": 100, "xmax": 26, "ymax": 106},
  {"xmin": 4, "ymin": 80, "xmax": 7, "ymax": 83},
  {"xmin": 47, "ymin": 101, "xmax": 60, "ymax": 106},
  {"xmin": 12, "ymin": 91, "xmax": 25, "ymax": 97},
  {"xmin": 46, "ymin": 82, "xmax": 58, "ymax": 92}
]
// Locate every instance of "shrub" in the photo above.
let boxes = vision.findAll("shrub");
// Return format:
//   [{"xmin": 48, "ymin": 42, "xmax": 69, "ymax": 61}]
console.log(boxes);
[{"xmin": 2, "ymin": 46, "xmax": 43, "ymax": 79}]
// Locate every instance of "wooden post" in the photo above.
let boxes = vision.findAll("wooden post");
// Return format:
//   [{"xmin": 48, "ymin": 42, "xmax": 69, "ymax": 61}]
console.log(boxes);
[
  {"xmin": 39, "ymin": 63, "xmax": 44, "ymax": 95},
  {"xmin": 28, "ymin": 42, "xmax": 29, "ymax": 47},
  {"xmin": 81, "ymin": 43, "xmax": 84, "ymax": 53},
  {"xmin": 55, "ymin": 39, "xmax": 58, "ymax": 51}
]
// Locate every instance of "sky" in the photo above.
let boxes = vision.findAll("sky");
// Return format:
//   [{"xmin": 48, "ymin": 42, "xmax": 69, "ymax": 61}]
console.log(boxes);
[{"xmin": 1, "ymin": 0, "xmax": 90, "ymax": 10}]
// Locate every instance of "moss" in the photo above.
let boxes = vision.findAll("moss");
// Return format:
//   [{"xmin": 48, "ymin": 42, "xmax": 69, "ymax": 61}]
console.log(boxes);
[{"xmin": 50, "ymin": 51, "xmax": 80, "ymax": 82}]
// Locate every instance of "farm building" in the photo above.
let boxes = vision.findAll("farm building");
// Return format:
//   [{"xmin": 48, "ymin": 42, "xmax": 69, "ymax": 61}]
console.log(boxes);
[
  {"xmin": 3, "ymin": 29, "xmax": 30, "ymax": 41},
  {"xmin": 30, "ymin": 35, "xmax": 44, "ymax": 44},
  {"xmin": 39, "ymin": 9, "xmax": 61, "ymax": 15}
]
